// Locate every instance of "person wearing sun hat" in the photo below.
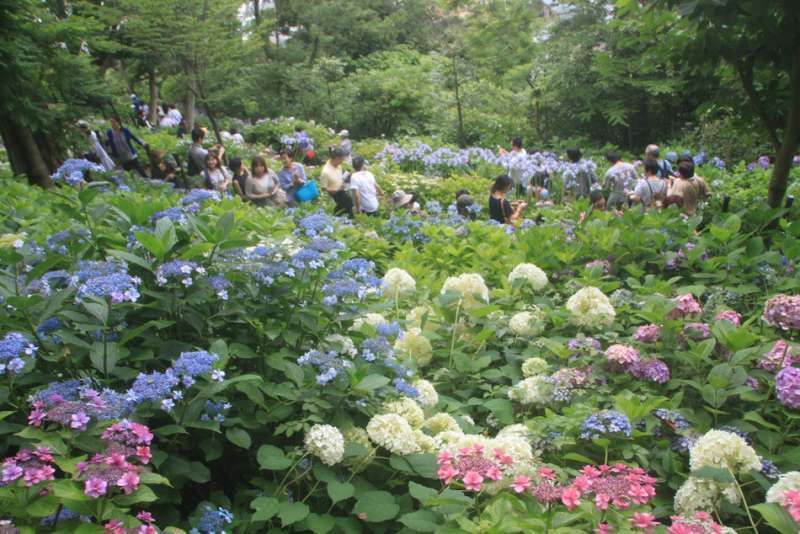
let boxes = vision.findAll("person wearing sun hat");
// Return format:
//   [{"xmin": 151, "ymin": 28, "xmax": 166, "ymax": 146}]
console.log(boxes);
[
  {"xmin": 337, "ymin": 129, "xmax": 352, "ymax": 165},
  {"xmin": 391, "ymin": 189, "xmax": 414, "ymax": 210}
]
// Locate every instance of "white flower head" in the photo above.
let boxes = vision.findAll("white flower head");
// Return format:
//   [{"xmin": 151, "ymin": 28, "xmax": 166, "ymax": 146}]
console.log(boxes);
[
  {"xmin": 521, "ymin": 357, "xmax": 549, "ymax": 377},
  {"xmin": 508, "ymin": 375, "xmax": 553, "ymax": 405},
  {"xmin": 412, "ymin": 379, "xmax": 438, "ymax": 408},
  {"xmin": 508, "ymin": 263, "xmax": 548, "ymax": 290},
  {"xmin": 383, "ymin": 268, "xmax": 416, "ymax": 298},
  {"xmin": 689, "ymin": 429, "xmax": 762, "ymax": 474},
  {"xmin": 509, "ymin": 308, "xmax": 546, "ymax": 337},
  {"xmin": 394, "ymin": 327, "xmax": 434, "ymax": 367},
  {"xmin": 305, "ymin": 424, "xmax": 345, "ymax": 466},
  {"xmin": 351, "ymin": 312, "xmax": 387, "ymax": 332},
  {"xmin": 441, "ymin": 273, "xmax": 489, "ymax": 308},
  {"xmin": 565, "ymin": 286, "xmax": 616, "ymax": 328},
  {"xmin": 383, "ymin": 397, "xmax": 425, "ymax": 428},
  {"xmin": 766, "ymin": 471, "xmax": 800, "ymax": 503},
  {"xmin": 423, "ymin": 413, "xmax": 460, "ymax": 434},
  {"xmin": 366, "ymin": 414, "xmax": 420, "ymax": 455}
]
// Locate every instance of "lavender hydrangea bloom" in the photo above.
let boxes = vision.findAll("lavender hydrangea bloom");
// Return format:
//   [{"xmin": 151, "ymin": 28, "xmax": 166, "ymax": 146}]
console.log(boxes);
[
  {"xmin": 580, "ymin": 410, "xmax": 632, "ymax": 439},
  {"xmin": 156, "ymin": 260, "xmax": 206, "ymax": 287},
  {"xmin": 763, "ymin": 294, "xmax": 800, "ymax": 331},
  {"xmin": 0, "ymin": 333, "xmax": 37, "ymax": 375},
  {"xmin": 208, "ymin": 275, "xmax": 230, "ymax": 300},
  {"xmin": 297, "ymin": 212, "xmax": 334, "ymax": 237},
  {"xmin": 629, "ymin": 359, "xmax": 670, "ymax": 383},
  {"xmin": 776, "ymin": 366, "xmax": 800, "ymax": 409},
  {"xmin": 192, "ymin": 505, "xmax": 233, "ymax": 534},
  {"xmin": 172, "ymin": 351, "xmax": 219, "ymax": 383},
  {"xmin": 50, "ymin": 159, "xmax": 104, "ymax": 185},
  {"xmin": 151, "ymin": 207, "xmax": 188, "ymax": 225}
]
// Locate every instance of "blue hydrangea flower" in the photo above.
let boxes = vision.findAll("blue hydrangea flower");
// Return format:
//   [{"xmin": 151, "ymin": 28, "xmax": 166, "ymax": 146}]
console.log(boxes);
[
  {"xmin": 200, "ymin": 400, "xmax": 232, "ymax": 423},
  {"xmin": 0, "ymin": 332, "xmax": 37, "ymax": 375},
  {"xmin": 290, "ymin": 248, "xmax": 325, "ymax": 271},
  {"xmin": 151, "ymin": 207, "xmax": 188, "ymax": 225},
  {"xmin": 652, "ymin": 409, "xmax": 691, "ymax": 431},
  {"xmin": 46, "ymin": 228, "xmax": 89, "ymax": 255},
  {"xmin": 128, "ymin": 370, "xmax": 180, "ymax": 403},
  {"xmin": 580, "ymin": 410, "xmax": 632, "ymax": 440},
  {"xmin": 50, "ymin": 159, "xmax": 104, "ymax": 185},
  {"xmin": 172, "ymin": 351, "xmax": 219, "ymax": 380},
  {"xmin": 191, "ymin": 505, "xmax": 233, "ymax": 534},
  {"xmin": 156, "ymin": 260, "xmax": 206, "ymax": 287},
  {"xmin": 208, "ymin": 275, "xmax": 230, "ymax": 300},
  {"xmin": 297, "ymin": 212, "xmax": 334, "ymax": 237},
  {"xmin": 36, "ymin": 317, "xmax": 64, "ymax": 344},
  {"xmin": 181, "ymin": 189, "xmax": 221, "ymax": 207}
]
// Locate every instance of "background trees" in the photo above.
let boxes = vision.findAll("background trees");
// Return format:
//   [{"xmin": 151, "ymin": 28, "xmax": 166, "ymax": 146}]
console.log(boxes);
[{"xmin": 1, "ymin": 0, "xmax": 797, "ymax": 204}]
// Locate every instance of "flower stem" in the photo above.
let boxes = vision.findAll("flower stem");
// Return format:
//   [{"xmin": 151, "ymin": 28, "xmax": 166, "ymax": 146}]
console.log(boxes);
[
  {"xmin": 729, "ymin": 468, "xmax": 758, "ymax": 532},
  {"xmin": 449, "ymin": 299, "xmax": 462, "ymax": 368}
]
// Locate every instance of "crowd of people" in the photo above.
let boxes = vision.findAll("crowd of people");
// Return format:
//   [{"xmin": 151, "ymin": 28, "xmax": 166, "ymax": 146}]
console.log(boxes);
[{"xmin": 75, "ymin": 105, "xmax": 712, "ymax": 224}]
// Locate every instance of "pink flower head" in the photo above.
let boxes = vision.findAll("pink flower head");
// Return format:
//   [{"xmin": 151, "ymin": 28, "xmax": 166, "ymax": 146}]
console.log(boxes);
[
  {"xmin": 694, "ymin": 512, "xmax": 711, "ymax": 522},
  {"xmin": 105, "ymin": 519, "xmax": 126, "ymax": 534},
  {"xmin": 759, "ymin": 340, "xmax": 800, "ymax": 372},
  {"xmin": 633, "ymin": 324, "xmax": 661, "ymax": 344},
  {"xmin": 538, "ymin": 466, "xmax": 557, "ymax": 480},
  {"xmin": 137, "ymin": 527, "xmax": 158, "ymax": 534},
  {"xmin": 117, "ymin": 471, "xmax": 140, "ymax": 494},
  {"xmin": 85, "ymin": 477, "xmax": 108, "ymax": 498},
  {"xmin": 437, "ymin": 450, "xmax": 453, "ymax": 465},
  {"xmin": 763, "ymin": 294, "xmax": 800, "ymax": 331},
  {"xmin": 631, "ymin": 512, "xmax": 659, "ymax": 532},
  {"xmin": 69, "ymin": 411, "xmax": 91, "ymax": 431},
  {"xmin": 136, "ymin": 446, "xmax": 152, "ymax": 464},
  {"xmin": 561, "ymin": 487, "xmax": 581, "ymax": 510},
  {"xmin": 437, "ymin": 464, "xmax": 458, "ymax": 484},
  {"xmin": 595, "ymin": 524, "xmax": 612, "ymax": 534},
  {"xmin": 604, "ymin": 344, "xmax": 640, "ymax": 366},
  {"xmin": 485, "ymin": 465, "xmax": 502, "ymax": 481},
  {"xmin": 462, "ymin": 471, "xmax": 484, "ymax": 492},
  {"xmin": 511, "ymin": 475, "xmax": 531, "ymax": 493},
  {"xmin": 714, "ymin": 310, "xmax": 742, "ymax": 326},
  {"xmin": 668, "ymin": 294, "xmax": 702, "ymax": 320},
  {"xmin": 136, "ymin": 511, "xmax": 155, "ymax": 523},
  {"xmin": 781, "ymin": 489, "xmax": 800, "ymax": 522}
]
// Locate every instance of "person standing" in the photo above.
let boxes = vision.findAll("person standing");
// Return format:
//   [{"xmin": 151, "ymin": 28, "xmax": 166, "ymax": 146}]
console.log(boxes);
[
  {"xmin": 488, "ymin": 174, "xmax": 527, "ymax": 224},
  {"xmin": 603, "ymin": 150, "xmax": 637, "ymax": 210},
  {"xmin": 629, "ymin": 159, "xmax": 667, "ymax": 208},
  {"xmin": 338, "ymin": 130, "xmax": 352, "ymax": 164},
  {"xmin": 563, "ymin": 147, "xmax": 597, "ymax": 199},
  {"xmin": 245, "ymin": 156, "xmax": 283, "ymax": 207},
  {"xmin": 78, "ymin": 120, "xmax": 115, "ymax": 172},
  {"xmin": 349, "ymin": 156, "xmax": 384, "ymax": 216},
  {"xmin": 645, "ymin": 144, "xmax": 673, "ymax": 178},
  {"xmin": 504, "ymin": 137, "xmax": 529, "ymax": 197},
  {"xmin": 320, "ymin": 148, "xmax": 353, "ymax": 217},
  {"xmin": 277, "ymin": 149, "xmax": 306, "ymax": 206},
  {"xmin": 106, "ymin": 118, "xmax": 148, "ymax": 177},
  {"xmin": 668, "ymin": 161, "xmax": 701, "ymax": 216}
]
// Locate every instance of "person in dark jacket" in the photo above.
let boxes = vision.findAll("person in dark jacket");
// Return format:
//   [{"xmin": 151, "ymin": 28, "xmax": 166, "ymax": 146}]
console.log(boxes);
[{"xmin": 106, "ymin": 118, "xmax": 148, "ymax": 177}]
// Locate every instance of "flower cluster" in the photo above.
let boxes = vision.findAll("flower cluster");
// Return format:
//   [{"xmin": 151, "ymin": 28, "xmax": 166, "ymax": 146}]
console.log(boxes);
[
  {"xmin": 181, "ymin": 189, "xmax": 221, "ymax": 208},
  {"xmin": 394, "ymin": 328, "xmax": 433, "ymax": 367},
  {"xmin": 633, "ymin": 324, "xmax": 661, "ymax": 344},
  {"xmin": 776, "ymin": 366, "xmax": 800, "ymax": 409},
  {"xmin": 689, "ymin": 429, "xmax": 761, "ymax": 473},
  {"xmin": 509, "ymin": 308, "xmax": 546, "ymax": 337},
  {"xmin": 585, "ymin": 259, "xmax": 611, "ymax": 274},
  {"xmin": 0, "ymin": 332, "xmax": 37, "ymax": 375},
  {"xmin": 29, "ymin": 379, "xmax": 132, "ymax": 429},
  {"xmin": 127, "ymin": 350, "xmax": 221, "ymax": 411},
  {"xmin": 580, "ymin": 410, "xmax": 632, "ymax": 440},
  {"xmin": 668, "ymin": 294, "xmax": 702, "ymax": 320},
  {"xmin": 714, "ymin": 310, "xmax": 742, "ymax": 327},
  {"xmin": 72, "ymin": 261, "xmax": 140, "ymax": 304},
  {"xmin": 208, "ymin": 275, "xmax": 231, "ymax": 300},
  {"xmin": 367, "ymin": 413, "xmax": 420, "ymax": 455},
  {"xmin": 200, "ymin": 400, "xmax": 231, "ymax": 422},
  {"xmin": 437, "ymin": 444, "xmax": 514, "ymax": 492},
  {"xmin": 383, "ymin": 268, "xmax": 416, "ymax": 297},
  {"xmin": 151, "ymin": 207, "xmax": 189, "ymax": 225},
  {"xmin": 566, "ymin": 286, "xmax": 615, "ymax": 328},
  {"xmin": 298, "ymin": 349, "xmax": 351, "ymax": 385},
  {"xmin": 51, "ymin": 158, "xmax": 104, "ymax": 185},
  {"xmin": 683, "ymin": 322, "xmax": 711, "ymax": 341},
  {"xmin": 413, "ymin": 379, "xmax": 438, "ymax": 407},
  {"xmin": 566, "ymin": 463, "xmax": 657, "ymax": 511},
  {"xmin": 507, "ymin": 263, "xmax": 548, "ymax": 290},
  {"xmin": 629, "ymin": 358, "xmax": 671, "ymax": 383},
  {"xmin": 78, "ymin": 420, "xmax": 153, "ymax": 498},
  {"xmin": 36, "ymin": 317, "xmax": 64, "ymax": 344},
  {"xmin": 46, "ymin": 228, "xmax": 89, "ymax": 255},
  {"xmin": 296, "ymin": 211, "xmax": 335, "ymax": 237},
  {"xmin": 1, "ymin": 447, "xmax": 57, "ymax": 486},
  {"xmin": 766, "ymin": 471, "xmax": 800, "ymax": 504},
  {"xmin": 191, "ymin": 505, "xmax": 234, "ymax": 534},
  {"xmin": 441, "ymin": 273, "xmax": 490, "ymax": 308},
  {"xmin": 604, "ymin": 344, "xmax": 640, "ymax": 366},
  {"xmin": 156, "ymin": 260, "xmax": 206, "ymax": 286},
  {"xmin": 305, "ymin": 424, "xmax": 345, "ymax": 466},
  {"xmin": 759, "ymin": 340, "xmax": 799, "ymax": 371},
  {"xmin": 763, "ymin": 294, "xmax": 800, "ymax": 331},
  {"xmin": 322, "ymin": 258, "xmax": 383, "ymax": 305},
  {"xmin": 667, "ymin": 512, "xmax": 734, "ymax": 534}
]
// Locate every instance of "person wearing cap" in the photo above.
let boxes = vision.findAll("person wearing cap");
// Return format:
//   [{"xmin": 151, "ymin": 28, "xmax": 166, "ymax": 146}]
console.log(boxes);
[
  {"xmin": 320, "ymin": 148, "xmax": 353, "ymax": 217},
  {"xmin": 78, "ymin": 120, "xmax": 115, "ymax": 172},
  {"xmin": 338, "ymin": 130, "xmax": 352, "ymax": 164},
  {"xmin": 349, "ymin": 156, "xmax": 384, "ymax": 216}
]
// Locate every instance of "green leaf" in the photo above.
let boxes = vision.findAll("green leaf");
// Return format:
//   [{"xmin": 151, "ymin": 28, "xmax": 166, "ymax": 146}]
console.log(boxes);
[
  {"xmin": 409, "ymin": 481, "xmax": 438, "ymax": 504},
  {"xmin": 154, "ymin": 217, "xmax": 177, "ymax": 253},
  {"xmin": 691, "ymin": 466, "xmax": 735, "ymax": 484},
  {"xmin": 355, "ymin": 374, "xmax": 391, "ymax": 392},
  {"xmin": 398, "ymin": 510, "xmax": 440, "ymax": 532},
  {"xmin": 90, "ymin": 341, "xmax": 119, "ymax": 374},
  {"xmin": 83, "ymin": 301, "xmax": 108, "ymax": 324},
  {"xmin": 353, "ymin": 491, "xmax": 399, "ymax": 523},
  {"xmin": 26, "ymin": 495, "xmax": 61, "ymax": 517},
  {"xmin": 278, "ymin": 501, "xmax": 309, "ymax": 527},
  {"xmin": 257, "ymin": 445, "xmax": 292, "ymax": 470},
  {"xmin": 327, "ymin": 480, "xmax": 355, "ymax": 503},
  {"xmin": 483, "ymin": 399, "xmax": 513, "ymax": 425},
  {"xmin": 114, "ymin": 485, "xmax": 158, "ymax": 506},
  {"xmin": 405, "ymin": 453, "xmax": 438, "ymax": 479},
  {"xmin": 306, "ymin": 513, "xmax": 335, "ymax": 534},
  {"xmin": 250, "ymin": 496, "xmax": 280, "ymax": 522},
  {"xmin": 226, "ymin": 428, "xmax": 252, "ymax": 449},
  {"xmin": 52, "ymin": 480, "xmax": 90, "ymax": 502},
  {"xmin": 751, "ymin": 503, "xmax": 800, "ymax": 534}
]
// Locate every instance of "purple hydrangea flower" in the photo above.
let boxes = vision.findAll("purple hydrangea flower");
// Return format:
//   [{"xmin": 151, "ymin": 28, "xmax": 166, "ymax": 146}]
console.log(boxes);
[
  {"xmin": 763, "ymin": 294, "xmax": 800, "ymax": 331},
  {"xmin": 776, "ymin": 366, "xmax": 800, "ymax": 409},
  {"xmin": 580, "ymin": 410, "xmax": 632, "ymax": 439},
  {"xmin": 0, "ymin": 333, "xmax": 37, "ymax": 375},
  {"xmin": 629, "ymin": 359, "xmax": 670, "ymax": 383}
]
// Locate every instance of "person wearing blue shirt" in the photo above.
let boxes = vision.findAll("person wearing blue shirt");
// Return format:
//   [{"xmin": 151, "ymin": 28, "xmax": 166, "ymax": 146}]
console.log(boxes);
[
  {"xmin": 106, "ymin": 118, "xmax": 148, "ymax": 177},
  {"xmin": 277, "ymin": 149, "xmax": 306, "ymax": 206}
]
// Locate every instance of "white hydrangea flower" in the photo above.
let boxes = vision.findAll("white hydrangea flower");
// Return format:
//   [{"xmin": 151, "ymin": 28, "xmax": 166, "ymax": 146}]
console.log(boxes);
[
  {"xmin": 435, "ymin": 430, "xmax": 466, "ymax": 448},
  {"xmin": 565, "ymin": 286, "xmax": 616, "ymax": 328},
  {"xmin": 406, "ymin": 305, "xmax": 435, "ymax": 328},
  {"xmin": 412, "ymin": 379, "xmax": 438, "ymax": 408},
  {"xmin": 351, "ymin": 313, "xmax": 387, "ymax": 331},
  {"xmin": 413, "ymin": 430, "xmax": 439, "ymax": 453},
  {"xmin": 441, "ymin": 273, "xmax": 490, "ymax": 308},
  {"xmin": 521, "ymin": 357, "xmax": 549, "ymax": 377},
  {"xmin": 383, "ymin": 268, "xmax": 416, "ymax": 297},
  {"xmin": 508, "ymin": 376, "xmax": 554, "ymax": 405},
  {"xmin": 323, "ymin": 334, "xmax": 357, "ymax": 357},
  {"xmin": 674, "ymin": 478, "xmax": 723, "ymax": 514},
  {"xmin": 766, "ymin": 471, "xmax": 800, "ymax": 503},
  {"xmin": 394, "ymin": 327, "xmax": 434, "ymax": 367},
  {"xmin": 492, "ymin": 435, "xmax": 536, "ymax": 467},
  {"xmin": 689, "ymin": 430, "xmax": 762, "ymax": 474},
  {"xmin": 383, "ymin": 397, "xmax": 425, "ymax": 428},
  {"xmin": 304, "ymin": 424, "xmax": 345, "ymax": 466},
  {"xmin": 366, "ymin": 414, "xmax": 420, "ymax": 455},
  {"xmin": 496, "ymin": 424, "xmax": 529, "ymax": 440},
  {"xmin": 509, "ymin": 308, "xmax": 546, "ymax": 337},
  {"xmin": 508, "ymin": 263, "xmax": 548, "ymax": 290},
  {"xmin": 423, "ymin": 413, "xmax": 460, "ymax": 434},
  {"xmin": 460, "ymin": 414, "xmax": 475, "ymax": 426}
]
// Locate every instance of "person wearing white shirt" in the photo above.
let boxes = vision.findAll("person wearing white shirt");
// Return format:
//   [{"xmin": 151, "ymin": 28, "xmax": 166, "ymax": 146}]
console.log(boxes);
[
  {"xmin": 349, "ymin": 156, "xmax": 384, "ymax": 215},
  {"xmin": 78, "ymin": 120, "xmax": 116, "ymax": 171}
]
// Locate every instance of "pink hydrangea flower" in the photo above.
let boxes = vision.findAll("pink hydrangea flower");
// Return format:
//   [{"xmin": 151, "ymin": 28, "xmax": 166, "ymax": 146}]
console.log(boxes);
[
  {"xmin": 604, "ymin": 344, "xmax": 640, "ymax": 366},
  {"xmin": 85, "ymin": 477, "xmax": 108, "ymax": 498},
  {"xmin": 561, "ymin": 487, "xmax": 581, "ymax": 510},
  {"xmin": 668, "ymin": 294, "xmax": 702, "ymax": 320},
  {"xmin": 633, "ymin": 324, "xmax": 660, "ymax": 344},
  {"xmin": 462, "ymin": 471, "xmax": 484, "ymax": 491},
  {"xmin": 714, "ymin": 310, "xmax": 742, "ymax": 326},
  {"xmin": 763, "ymin": 294, "xmax": 800, "ymax": 331},
  {"xmin": 117, "ymin": 471, "xmax": 140, "ymax": 494},
  {"xmin": 759, "ymin": 340, "xmax": 800, "ymax": 372},
  {"xmin": 511, "ymin": 475, "xmax": 531, "ymax": 493},
  {"xmin": 781, "ymin": 489, "xmax": 800, "ymax": 522},
  {"xmin": 631, "ymin": 512, "xmax": 659, "ymax": 532}
]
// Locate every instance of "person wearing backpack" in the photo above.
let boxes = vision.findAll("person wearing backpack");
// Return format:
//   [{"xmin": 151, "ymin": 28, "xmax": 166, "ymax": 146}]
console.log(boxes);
[
  {"xmin": 645, "ymin": 144, "xmax": 673, "ymax": 178},
  {"xmin": 629, "ymin": 159, "xmax": 668, "ymax": 209}
]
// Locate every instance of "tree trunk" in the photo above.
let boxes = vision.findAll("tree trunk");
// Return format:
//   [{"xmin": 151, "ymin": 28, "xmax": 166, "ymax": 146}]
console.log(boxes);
[
  {"xmin": 253, "ymin": 0, "xmax": 260, "ymax": 24},
  {"xmin": 148, "ymin": 68, "xmax": 159, "ymax": 126},
  {"xmin": 452, "ymin": 56, "xmax": 466, "ymax": 148},
  {"xmin": 0, "ymin": 113, "xmax": 54, "ymax": 188},
  {"xmin": 185, "ymin": 71, "xmax": 197, "ymax": 131},
  {"xmin": 736, "ymin": 59, "xmax": 782, "ymax": 151},
  {"xmin": 768, "ymin": 47, "xmax": 800, "ymax": 208}
]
